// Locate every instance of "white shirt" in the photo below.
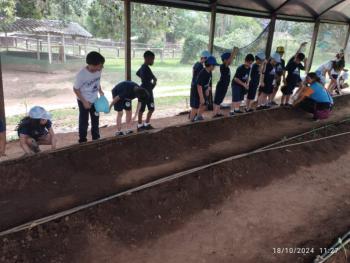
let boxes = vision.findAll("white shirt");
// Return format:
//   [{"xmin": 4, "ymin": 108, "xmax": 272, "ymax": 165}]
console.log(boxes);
[
  {"xmin": 316, "ymin": 61, "xmax": 333, "ymax": 75},
  {"xmin": 74, "ymin": 67, "xmax": 101, "ymax": 103}
]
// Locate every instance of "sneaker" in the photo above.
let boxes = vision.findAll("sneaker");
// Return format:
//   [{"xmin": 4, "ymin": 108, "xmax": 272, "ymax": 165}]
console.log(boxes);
[
  {"xmin": 213, "ymin": 113, "xmax": 224, "ymax": 118},
  {"xmin": 137, "ymin": 125, "xmax": 146, "ymax": 132},
  {"xmin": 270, "ymin": 101, "xmax": 278, "ymax": 106},
  {"xmin": 194, "ymin": 115, "xmax": 204, "ymax": 121},
  {"xmin": 125, "ymin": 130, "xmax": 134, "ymax": 135},
  {"xmin": 144, "ymin": 124, "xmax": 155, "ymax": 130},
  {"xmin": 245, "ymin": 108, "xmax": 254, "ymax": 113},
  {"xmin": 115, "ymin": 131, "xmax": 125, "ymax": 136},
  {"xmin": 229, "ymin": 111, "xmax": 235, "ymax": 116},
  {"xmin": 234, "ymin": 110, "xmax": 244, "ymax": 114}
]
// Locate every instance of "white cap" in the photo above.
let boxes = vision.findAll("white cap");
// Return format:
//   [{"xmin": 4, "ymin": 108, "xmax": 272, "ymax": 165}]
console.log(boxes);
[
  {"xmin": 256, "ymin": 52, "xmax": 266, "ymax": 61},
  {"xmin": 28, "ymin": 106, "xmax": 51, "ymax": 120},
  {"xmin": 271, "ymin": 52, "xmax": 281, "ymax": 63}
]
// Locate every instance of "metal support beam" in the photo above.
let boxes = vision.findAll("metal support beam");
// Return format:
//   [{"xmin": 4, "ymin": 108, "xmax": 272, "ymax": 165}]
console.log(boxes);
[
  {"xmin": 307, "ymin": 20, "xmax": 320, "ymax": 73},
  {"xmin": 343, "ymin": 24, "xmax": 350, "ymax": 51},
  {"xmin": 47, "ymin": 33, "xmax": 52, "ymax": 64},
  {"xmin": 208, "ymin": 2, "xmax": 217, "ymax": 54},
  {"xmin": 36, "ymin": 38, "xmax": 41, "ymax": 60},
  {"xmin": 124, "ymin": 0, "xmax": 132, "ymax": 80},
  {"xmin": 61, "ymin": 34, "xmax": 66, "ymax": 63},
  {"xmin": 265, "ymin": 15, "xmax": 276, "ymax": 57},
  {"xmin": 0, "ymin": 55, "xmax": 5, "ymax": 130}
]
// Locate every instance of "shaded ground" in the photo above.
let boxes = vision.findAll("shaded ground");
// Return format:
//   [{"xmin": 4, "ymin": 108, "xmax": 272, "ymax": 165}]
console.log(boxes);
[{"xmin": 1, "ymin": 128, "xmax": 350, "ymax": 263}]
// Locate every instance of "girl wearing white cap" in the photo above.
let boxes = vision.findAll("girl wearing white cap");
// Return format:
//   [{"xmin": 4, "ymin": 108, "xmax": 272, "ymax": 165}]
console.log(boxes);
[{"xmin": 17, "ymin": 106, "xmax": 57, "ymax": 155}]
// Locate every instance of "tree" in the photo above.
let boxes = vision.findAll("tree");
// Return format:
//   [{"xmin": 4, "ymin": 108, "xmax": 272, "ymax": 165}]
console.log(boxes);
[
  {"xmin": 15, "ymin": 0, "xmax": 43, "ymax": 19},
  {"xmin": 0, "ymin": 0, "xmax": 16, "ymax": 24}
]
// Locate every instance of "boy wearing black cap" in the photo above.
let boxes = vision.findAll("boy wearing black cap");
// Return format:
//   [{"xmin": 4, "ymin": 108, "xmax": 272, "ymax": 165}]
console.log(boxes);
[
  {"xmin": 281, "ymin": 43, "xmax": 308, "ymax": 107},
  {"xmin": 230, "ymin": 54, "xmax": 255, "ymax": 115},
  {"xmin": 110, "ymin": 81, "xmax": 149, "ymax": 136},
  {"xmin": 74, "ymin": 51, "xmax": 105, "ymax": 143},
  {"xmin": 0, "ymin": 119, "xmax": 6, "ymax": 158},
  {"xmin": 190, "ymin": 56, "xmax": 219, "ymax": 121},
  {"xmin": 246, "ymin": 52, "xmax": 266, "ymax": 112},
  {"xmin": 270, "ymin": 46, "xmax": 286, "ymax": 105},
  {"xmin": 136, "ymin": 50, "xmax": 157, "ymax": 131},
  {"xmin": 213, "ymin": 48, "xmax": 239, "ymax": 118}
]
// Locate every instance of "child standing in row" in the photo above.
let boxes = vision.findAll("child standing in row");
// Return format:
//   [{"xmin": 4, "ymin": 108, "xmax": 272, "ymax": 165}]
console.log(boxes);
[
  {"xmin": 281, "ymin": 43, "xmax": 308, "ymax": 106},
  {"xmin": 190, "ymin": 56, "xmax": 219, "ymax": 121},
  {"xmin": 230, "ymin": 54, "xmax": 255, "ymax": 115},
  {"xmin": 257, "ymin": 53, "xmax": 281, "ymax": 110},
  {"xmin": 136, "ymin": 51, "xmax": 157, "ymax": 131},
  {"xmin": 74, "ymin": 51, "xmax": 105, "ymax": 143},
  {"xmin": 270, "ymin": 46, "xmax": 286, "ymax": 105},
  {"xmin": 246, "ymin": 52, "xmax": 266, "ymax": 112},
  {"xmin": 110, "ymin": 81, "xmax": 150, "ymax": 136}
]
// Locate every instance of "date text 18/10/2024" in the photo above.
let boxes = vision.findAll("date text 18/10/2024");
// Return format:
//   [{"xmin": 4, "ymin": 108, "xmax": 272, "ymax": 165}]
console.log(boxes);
[{"xmin": 272, "ymin": 247, "xmax": 339, "ymax": 254}]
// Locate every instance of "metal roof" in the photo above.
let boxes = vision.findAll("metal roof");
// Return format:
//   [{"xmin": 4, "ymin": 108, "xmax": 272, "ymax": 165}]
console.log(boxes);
[
  {"xmin": 131, "ymin": 0, "xmax": 350, "ymax": 24},
  {"xmin": 0, "ymin": 18, "xmax": 92, "ymax": 38}
]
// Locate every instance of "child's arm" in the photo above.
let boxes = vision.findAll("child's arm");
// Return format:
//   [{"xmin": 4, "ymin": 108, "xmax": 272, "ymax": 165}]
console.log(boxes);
[
  {"xmin": 234, "ymin": 78, "xmax": 248, "ymax": 89},
  {"xmin": 99, "ymin": 85, "xmax": 104, "ymax": 96},
  {"xmin": 230, "ymin": 47, "xmax": 239, "ymax": 61},
  {"xmin": 259, "ymin": 62, "xmax": 267, "ymax": 87},
  {"xmin": 73, "ymin": 88, "xmax": 91, "ymax": 109},
  {"xmin": 49, "ymin": 128, "xmax": 57, "ymax": 150},
  {"xmin": 133, "ymin": 101, "xmax": 141, "ymax": 121},
  {"xmin": 19, "ymin": 135, "xmax": 33, "ymax": 155},
  {"xmin": 295, "ymin": 42, "xmax": 307, "ymax": 56},
  {"xmin": 197, "ymin": 85, "xmax": 205, "ymax": 104},
  {"xmin": 109, "ymin": 96, "xmax": 120, "ymax": 111}
]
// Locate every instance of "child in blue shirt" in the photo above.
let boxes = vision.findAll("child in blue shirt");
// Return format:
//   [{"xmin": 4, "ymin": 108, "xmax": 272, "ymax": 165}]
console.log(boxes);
[
  {"xmin": 17, "ymin": 106, "xmax": 57, "ymax": 155},
  {"xmin": 257, "ymin": 53, "xmax": 280, "ymax": 110},
  {"xmin": 0, "ymin": 119, "xmax": 6, "ymax": 158},
  {"xmin": 190, "ymin": 56, "xmax": 219, "ymax": 122},
  {"xmin": 136, "ymin": 50, "xmax": 157, "ymax": 131},
  {"xmin": 246, "ymin": 52, "xmax": 266, "ymax": 112},
  {"xmin": 110, "ymin": 81, "xmax": 149, "ymax": 136},
  {"xmin": 230, "ymin": 54, "xmax": 255, "ymax": 115}
]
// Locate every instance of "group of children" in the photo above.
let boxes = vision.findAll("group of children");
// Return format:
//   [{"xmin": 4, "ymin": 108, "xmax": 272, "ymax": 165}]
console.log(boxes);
[
  {"xmin": 0, "ymin": 44, "xmax": 345, "ymax": 157},
  {"xmin": 190, "ymin": 42, "xmax": 312, "ymax": 121}
]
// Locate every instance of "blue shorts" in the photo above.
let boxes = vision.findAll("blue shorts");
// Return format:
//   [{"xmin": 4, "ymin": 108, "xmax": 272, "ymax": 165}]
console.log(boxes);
[
  {"xmin": 259, "ymin": 84, "xmax": 274, "ymax": 95},
  {"xmin": 247, "ymin": 84, "xmax": 258, "ymax": 100},
  {"xmin": 281, "ymin": 84, "xmax": 296, "ymax": 95},
  {"xmin": 0, "ymin": 119, "xmax": 5, "ymax": 133},
  {"xmin": 190, "ymin": 85, "xmax": 208, "ymax": 109},
  {"xmin": 114, "ymin": 99, "xmax": 132, "ymax": 112},
  {"xmin": 214, "ymin": 84, "xmax": 228, "ymax": 105},
  {"xmin": 232, "ymin": 85, "xmax": 246, "ymax": 102},
  {"xmin": 140, "ymin": 89, "xmax": 155, "ymax": 112}
]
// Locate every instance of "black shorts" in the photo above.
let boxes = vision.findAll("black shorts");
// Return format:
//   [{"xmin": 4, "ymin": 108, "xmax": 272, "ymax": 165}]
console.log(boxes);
[
  {"xmin": 259, "ymin": 84, "xmax": 274, "ymax": 95},
  {"xmin": 247, "ymin": 84, "xmax": 258, "ymax": 100},
  {"xmin": 140, "ymin": 89, "xmax": 155, "ymax": 112},
  {"xmin": 281, "ymin": 84, "xmax": 296, "ymax": 95},
  {"xmin": 214, "ymin": 84, "xmax": 228, "ymax": 105},
  {"xmin": 232, "ymin": 85, "xmax": 247, "ymax": 102},
  {"xmin": 0, "ymin": 119, "xmax": 5, "ymax": 133},
  {"xmin": 190, "ymin": 85, "xmax": 208, "ymax": 109},
  {"xmin": 114, "ymin": 98, "xmax": 132, "ymax": 112}
]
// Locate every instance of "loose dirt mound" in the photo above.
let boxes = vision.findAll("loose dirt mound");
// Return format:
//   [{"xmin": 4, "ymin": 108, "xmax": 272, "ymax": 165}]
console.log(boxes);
[
  {"xmin": 0, "ymin": 95, "xmax": 350, "ymax": 232},
  {"xmin": 1, "ymin": 127, "xmax": 350, "ymax": 263}
]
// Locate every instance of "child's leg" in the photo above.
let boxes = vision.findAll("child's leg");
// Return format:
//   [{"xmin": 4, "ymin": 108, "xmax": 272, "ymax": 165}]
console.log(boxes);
[
  {"xmin": 232, "ymin": 101, "xmax": 241, "ymax": 111},
  {"xmin": 0, "ymin": 131, "xmax": 6, "ymax": 156},
  {"xmin": 190, "ymin": 108, "xmax": 197, "ymax": 121},
  {"xmin": 138, "ymin": 102, "xmax": 146, "ymax": 126},
  {"xmin": 197, "ymin": 104, "xmax": 206, "ymax": 117},
  {"xmin": 89, "ymin": 105, "xmax": 100, "ymax": 140},
  {"xmin": 285, "ymin": 95, "xmax": 291, "ymax": 104},
  {"xmin": 116, "ymin": 111, "xmax": 123, "ymax": 131},
  {"xmin": 77, "ymin": 100, "xmax": 89, "ymax": 143},
  {"xmin": 125, "ymin": 110, "xmax": 132, "ymax": 130},
  {"xmin": 145, "ymin": 93, "xmax": 155, "ymax": 125},
  {"xmin": 146, "ymin": 109, "xmax": 154, "ymax": 124},
  {"xmin": 133, "ymin": 101, "xmax": 141, "ymax": 121},
  {"xmin": 213, "ymin": 104, "xmax": 220, "ymax": 115}
]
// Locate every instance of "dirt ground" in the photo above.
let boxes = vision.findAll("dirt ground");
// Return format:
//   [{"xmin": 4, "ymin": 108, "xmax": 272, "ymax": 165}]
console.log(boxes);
[{"xmin": 1, "ymin": 128, "xmax": 350, "ymax": 263}]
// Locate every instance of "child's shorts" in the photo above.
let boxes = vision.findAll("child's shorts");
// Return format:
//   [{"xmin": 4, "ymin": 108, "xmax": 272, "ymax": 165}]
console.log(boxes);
[
  {"xmin": 0, "ymin": 119, "xmax": 5, "ymax": 133},
  {"xmin": 190, "ymin": 85, "xmax": 208, "ymax": 109},
  {"xmin": 247, "ymin": 84, "xmax": 258, "ymax": 100},
  {"xmin": 140, "ymin": 90, "xmax": 155, "ymax": 112},
  {"xmin": 214, "ymin": 84, "xmax": 228, "ymax": 105},
  {"xmin": 281, "ymin": 84, "xmax": 296, "ymax": 95},
  {"xmin": 259, "ymin": 84, "xmax": 274, "ymax": 95},
  {"xmin": 232, "ymin": 85, "xmax": 246, "ymax": 102},
  {"xmin": 114, "ymin": 98, "xmax": 132, "ymax": 112}
]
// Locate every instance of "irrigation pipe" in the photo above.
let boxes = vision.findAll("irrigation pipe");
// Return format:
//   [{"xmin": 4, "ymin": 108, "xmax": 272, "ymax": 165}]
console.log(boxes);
[
  {"xmin": 314, "ymin": 231, "xmax": 350, "ymax": 263},
  {"xmin": 2, "ymin": 128, "xmax": 350, "ymax": 237}
]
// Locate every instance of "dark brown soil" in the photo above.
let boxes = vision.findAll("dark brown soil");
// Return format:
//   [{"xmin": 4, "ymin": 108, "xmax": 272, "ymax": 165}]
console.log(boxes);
[
  {"xmin": 0, "ymin": 127, "xmax": 350, "ymax": 262},
  {"xmin": 0, "ymin": 95, "xmax": 350, "ymax": 232}
]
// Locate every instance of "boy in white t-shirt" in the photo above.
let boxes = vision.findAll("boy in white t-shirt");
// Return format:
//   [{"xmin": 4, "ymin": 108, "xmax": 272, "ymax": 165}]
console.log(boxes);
[{"xmin": 73, "ymin": 51, "xmax": 105, "ymax": 143}]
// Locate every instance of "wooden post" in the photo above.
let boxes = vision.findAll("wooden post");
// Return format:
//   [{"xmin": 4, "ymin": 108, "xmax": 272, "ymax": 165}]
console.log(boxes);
[
  {"xmin": 84, "ymin": 38, "xmax": 88, "ymax": 55},
  {"xmin": 265, "ymin": 15, "xmax": 276, "ymax": 58},
  {"xmin": 343, "ymin": 24, "xmax": 350, "ymax": 51},
  {"xmin": 124, "ymin": 0, "xmax": 132, "ymax": 80},
  {"xmin": 208, "ymin": 2, "xmax": 217, "ymax": 54},
  {"xmin": 307, "ymin": 20, "xmax": 320, "ymax": 73},
  {"xmin": 36, "ymin": 38, "xmax": 41, "ymax": 60},
  {"xmin": 62, "ymin": 34, "xmax": 66, "ymax": 63},
  {"xmin": 4, "ymin": 32, "xmax": 8, "ymax": 52},
  {"xmin": 47, "ymin": 33, "xmax": 52, "ymax": 64},
  {"xmin": 0, "ymin": 55, "xmax": 5, "ymax": 130}
]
